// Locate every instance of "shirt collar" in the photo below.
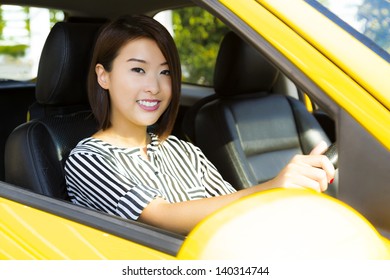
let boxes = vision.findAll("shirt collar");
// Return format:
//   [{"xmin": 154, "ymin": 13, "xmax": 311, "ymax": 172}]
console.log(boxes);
[{"xmin": 147, "ymin": 133, "xmax": 160, "ymax": 153}]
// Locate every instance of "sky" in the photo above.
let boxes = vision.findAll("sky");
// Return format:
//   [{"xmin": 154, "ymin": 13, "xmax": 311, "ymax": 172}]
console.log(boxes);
[{"xmin": 325, "ymin": 0, "xmax": 364, "ymax": 30}]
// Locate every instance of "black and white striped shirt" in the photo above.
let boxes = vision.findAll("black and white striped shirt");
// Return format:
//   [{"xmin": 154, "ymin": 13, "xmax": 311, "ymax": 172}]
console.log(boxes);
[{"xmin": 65, "ymin": 134, "xmax": 236, "ymax": 220}]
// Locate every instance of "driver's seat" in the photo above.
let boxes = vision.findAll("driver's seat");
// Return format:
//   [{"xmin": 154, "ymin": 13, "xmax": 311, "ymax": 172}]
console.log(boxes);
[
  {"xmin": 4, "ymin": 22, "xmax": 102, "ymax": 199},
  {"xmin": 183, "ymin": 32, "xmax": 331, "ymax": 190}
]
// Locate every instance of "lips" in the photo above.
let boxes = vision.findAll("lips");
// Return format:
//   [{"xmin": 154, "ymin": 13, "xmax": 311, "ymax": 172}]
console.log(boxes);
[{"xmin": 137, "ymin": 99, "xmax": 161, "ymax": 111}]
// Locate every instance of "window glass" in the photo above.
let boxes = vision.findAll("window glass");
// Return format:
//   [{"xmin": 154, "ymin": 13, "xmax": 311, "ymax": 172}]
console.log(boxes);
[
  {"xmin": 155, "ymin": 7, "xmax": 230, "ymax": 86},
  {"xmin": 0, "ymin": 5, "xmax": 64, "ymax": 81},
  {"xmin": 308, "ymin": 0, "xmax": 389, "ymax": 61}
]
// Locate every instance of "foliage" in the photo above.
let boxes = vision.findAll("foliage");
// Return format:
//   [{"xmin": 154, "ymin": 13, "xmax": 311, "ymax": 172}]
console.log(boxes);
[
  {"xmin": 0, "ymin": 8, "xmax": 4, "ymax": 40},
  {"xmin": 172, "ymin": 7, "xmax": 229, "ymax": 85},
  {"xmin": 23, "ymin": 7, "xmax": 30, "ymax": 33},
  {"xmin": 0, "ymin": 44, "xmax": 28, "ymax": 58}
]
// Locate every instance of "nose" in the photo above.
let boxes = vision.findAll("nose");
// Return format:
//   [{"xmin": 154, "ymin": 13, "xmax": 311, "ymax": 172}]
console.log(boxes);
[{"xmin": 144, "ymin": 74, "xmax": 160, "ymax": 95}]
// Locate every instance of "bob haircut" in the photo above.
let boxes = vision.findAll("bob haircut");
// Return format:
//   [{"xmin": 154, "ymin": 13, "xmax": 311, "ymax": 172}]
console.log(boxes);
[{"xmin": 88, "ymin": 15, "xmax": 181, "ymax": 141}]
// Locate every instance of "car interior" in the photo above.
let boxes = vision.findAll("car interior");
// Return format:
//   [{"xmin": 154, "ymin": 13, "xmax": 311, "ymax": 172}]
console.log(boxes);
[
  {"xmin": 1, "ymin": 1, "xmax": 390, "ymax": 261},
  {"xmin": 14, "ymin": 0, "xmax": 390, "ymax": 251},
  {"xmin": 2, "ymin": 17, "xmax": 337, "ymax": 204}
]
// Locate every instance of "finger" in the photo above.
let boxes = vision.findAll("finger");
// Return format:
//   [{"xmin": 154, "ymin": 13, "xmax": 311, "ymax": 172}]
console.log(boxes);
[
  {"xmin": 287, "ymin": 176, "xmax": 324, "ymax": 192},
  {"xmin": 292, "ymin": 154, "xmax": 335, "ymax": 183},
  {"xmin": 309, "ymin": 140, "xmax": 329, "ymax": 155},
  {"xmin": 288, "ymin": 163, "xmax": 329, "ymax": 192}
]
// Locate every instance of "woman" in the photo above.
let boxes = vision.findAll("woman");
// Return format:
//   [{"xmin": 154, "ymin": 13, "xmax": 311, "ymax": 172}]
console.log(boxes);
[{"xmin": 65, "ymin": 15, "xmax": 334, "ymax": 235}]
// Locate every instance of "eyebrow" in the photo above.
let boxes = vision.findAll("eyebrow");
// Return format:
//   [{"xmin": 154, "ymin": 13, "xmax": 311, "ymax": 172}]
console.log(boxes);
[{"xmin": 127, "ymin": 58, "xmax": 168, "ymax": 66}]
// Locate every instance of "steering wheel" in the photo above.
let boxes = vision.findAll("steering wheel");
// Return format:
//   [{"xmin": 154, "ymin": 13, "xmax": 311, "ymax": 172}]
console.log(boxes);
[{"xmin": 323, "ymin": 142, "xmax": 338, "ymax": 169}]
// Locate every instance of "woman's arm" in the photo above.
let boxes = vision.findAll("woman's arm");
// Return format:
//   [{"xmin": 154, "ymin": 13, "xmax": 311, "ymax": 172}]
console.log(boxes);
[{"xmin": 139, "ymin": 141, "xmax": 335, "ymax": 235}]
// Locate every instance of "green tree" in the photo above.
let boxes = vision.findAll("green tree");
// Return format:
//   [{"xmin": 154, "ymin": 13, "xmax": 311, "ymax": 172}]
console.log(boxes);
[
  {"xmin": 24, "ymin": 7, "xmax": 30, "ymax": 34},
  {"xmin": 0, "ymin": 7, "xmax": 4, "ymax": 40},
  {"xmin": 173, "ymin": 7, "xmax": 229, "ymax": 85},
  {"xmin": 357, "ymin": 0, "xmax": 390, "ymax": 53}
]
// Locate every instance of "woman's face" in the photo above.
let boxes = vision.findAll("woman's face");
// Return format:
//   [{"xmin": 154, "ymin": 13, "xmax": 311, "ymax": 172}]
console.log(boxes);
[{"xmin": 96, "ymin": 37, "xmax": 172, "ymax": 132}]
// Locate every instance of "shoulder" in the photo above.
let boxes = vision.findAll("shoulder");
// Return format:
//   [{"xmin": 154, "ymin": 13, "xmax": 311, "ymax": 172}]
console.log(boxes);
[
  {"xmin": 154, "ymin": 134, "xmax": 205, "ymax": 161},
  {"xmin": 69, "ymin": 137, "xmax": 114, "ymax": 159},
  {"xmin": 159, "ymin": 135, "xmax": 199, "ymax": 151},
  {"xmin": 71, "ymin": 137, "xmax": 102, "ymax": 152}
]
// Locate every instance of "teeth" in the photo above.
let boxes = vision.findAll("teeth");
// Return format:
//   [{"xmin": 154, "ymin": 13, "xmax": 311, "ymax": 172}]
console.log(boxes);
[{"xmin": 138, "ymin": 100, "xmax": 158, "ymax": 107}]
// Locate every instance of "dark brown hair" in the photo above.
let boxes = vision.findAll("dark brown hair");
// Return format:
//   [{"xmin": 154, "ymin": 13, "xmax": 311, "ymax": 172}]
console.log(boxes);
[{"xmin": 88, "ymin": 15, "xmax": 181, "ymax": 140}]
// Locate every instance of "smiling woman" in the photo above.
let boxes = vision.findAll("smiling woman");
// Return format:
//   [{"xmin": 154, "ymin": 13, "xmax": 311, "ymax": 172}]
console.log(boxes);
[
  {"xmin": 65, "ymin": 14, "xmax": 335, "ymax": 236},
  {"xmin": 64, "ymin": 14, "xmax": 238, "ymax": 234},
  {"xmin": 86, "ymin": 15, "xmax": 181, "ymax": 140},
  {"xmin": 93, "ymin": 38, "xmax": 173, "ymax": 141}
]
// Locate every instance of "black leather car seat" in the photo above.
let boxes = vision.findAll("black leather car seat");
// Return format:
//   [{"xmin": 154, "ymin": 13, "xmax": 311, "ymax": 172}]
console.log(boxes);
[
  {"xmin": 4, "ymin": 22, "xmax": 102, "ymax": 199},
  {"xmin": 183, "ymin": 32, "xmax": 331, "ymax": 190}
]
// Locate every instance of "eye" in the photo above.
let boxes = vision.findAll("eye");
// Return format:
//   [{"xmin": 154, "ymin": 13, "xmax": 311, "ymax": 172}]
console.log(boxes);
[
  {"xmin": 131, "ymin": 67, "xmax": 145, "ymax": 73},
  {"xmin": 160, "ymin": 69, "xmax": 171, "ymax": 76}
]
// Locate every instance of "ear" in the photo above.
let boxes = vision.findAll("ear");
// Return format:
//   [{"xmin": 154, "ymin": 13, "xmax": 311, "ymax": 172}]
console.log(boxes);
[{"xmin": 95, "ymin": 64, "xmax": 110, "ymax": 90}]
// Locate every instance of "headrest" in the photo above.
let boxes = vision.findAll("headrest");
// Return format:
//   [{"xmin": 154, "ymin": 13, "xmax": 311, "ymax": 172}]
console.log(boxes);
[
  {"xmin": 35, "ymin": 22, "xmax": 102, "ymax": 106},
  {"xmin": 214, "ymin": 32, "xmax": 279, "ymax": 97}
]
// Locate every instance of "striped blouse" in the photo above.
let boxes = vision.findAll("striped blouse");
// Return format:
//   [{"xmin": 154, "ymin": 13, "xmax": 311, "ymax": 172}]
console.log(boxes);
[{"xmin": 65, "ymin": 134, "xmax": 236, "ymax": 220}]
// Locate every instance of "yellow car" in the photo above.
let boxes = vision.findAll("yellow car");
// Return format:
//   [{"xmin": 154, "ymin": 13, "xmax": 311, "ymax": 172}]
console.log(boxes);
[{"xmin": 0, "ymin": 0, "xmax": 389, "ymax": 261}]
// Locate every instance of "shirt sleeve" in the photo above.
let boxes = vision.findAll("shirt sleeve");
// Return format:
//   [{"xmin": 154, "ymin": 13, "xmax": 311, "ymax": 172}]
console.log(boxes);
[
  {"xmin": 65, "ymin": 150, "xmax": 163, "ymax": 221},
  {"xmin": 179, "ymin": 139, "xmax": 237, "ymax": 196}
]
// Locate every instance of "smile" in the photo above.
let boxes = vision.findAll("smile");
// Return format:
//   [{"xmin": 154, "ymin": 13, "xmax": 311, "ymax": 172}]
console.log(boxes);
[{"xmin": 137, "ymin": 100, "xmax": 161, "ymax": 111}]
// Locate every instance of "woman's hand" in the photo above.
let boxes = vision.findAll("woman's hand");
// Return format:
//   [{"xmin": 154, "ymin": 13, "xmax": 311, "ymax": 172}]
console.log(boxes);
[{"xmin": 267, "ymin": 141, "xmax": 335, "ymax": 192}]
